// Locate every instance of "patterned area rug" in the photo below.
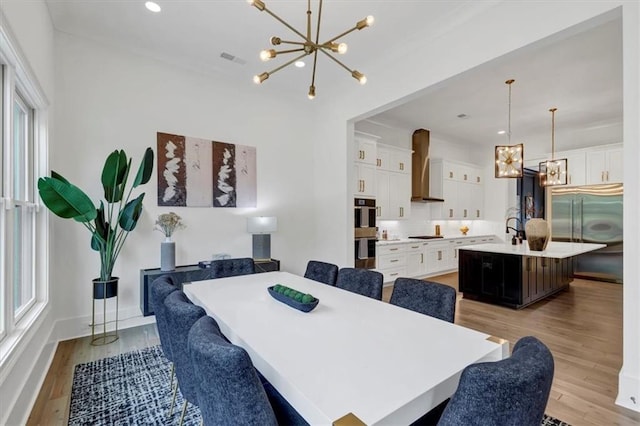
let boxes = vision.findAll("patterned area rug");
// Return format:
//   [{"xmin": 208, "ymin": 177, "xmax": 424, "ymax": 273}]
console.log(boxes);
[{"xmin": 68, "ymin": 345, "xmax": 570, "ymax": 425}]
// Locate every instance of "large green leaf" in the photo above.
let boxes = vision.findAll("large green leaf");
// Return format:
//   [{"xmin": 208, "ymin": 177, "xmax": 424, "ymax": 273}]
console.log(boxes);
[
  {"xmin": 133, "ymin": 147, "xmax": 154, "ymax": 187},
  {"xmin": 119, "ymin": 193, "xmax": 145, "ymax": 231},
  {"xmin": 51, "ymin": 170, "xmax": 69, "ymax": 184},
  {"xmin": 102, "ymin": 150, "xmax": 128, "ymax": 203},
  {"xmin": 91, "ymin": 201, "xmax": 109, "ymax": 252},
  {"xmin": 38, "ymin": 177, "xmax": 96, "ymax": 222}
]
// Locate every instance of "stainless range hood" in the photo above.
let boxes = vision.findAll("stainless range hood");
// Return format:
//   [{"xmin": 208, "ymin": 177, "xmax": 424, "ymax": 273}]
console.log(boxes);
[{"xmin": 411, "ymin": 129, "xmax": 445, "ymax": 202}]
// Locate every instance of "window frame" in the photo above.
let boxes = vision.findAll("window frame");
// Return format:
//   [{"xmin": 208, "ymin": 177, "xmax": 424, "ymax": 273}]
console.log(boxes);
[{"xmin": 0, "ymin": 18, "xmax": 50, "ymax": 365}]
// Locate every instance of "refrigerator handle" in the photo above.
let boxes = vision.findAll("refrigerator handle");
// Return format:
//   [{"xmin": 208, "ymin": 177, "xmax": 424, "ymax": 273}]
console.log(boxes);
[
  {"xmin": 570, "ymin": 200, "xmax": 574, "ymax": 242},
  {"xmin": 580, "ymin": 198, "xmax": 584, "ymax": 242}
]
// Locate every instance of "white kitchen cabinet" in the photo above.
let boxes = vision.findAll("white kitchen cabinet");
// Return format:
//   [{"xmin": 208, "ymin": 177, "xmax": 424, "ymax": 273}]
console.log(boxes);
[
  {"xmin": 406, "ymin": 242, "xmax": 426, "ymax": 277},
  {"xmin": 431, "ymin": 159, "xmax": 484, "ymax": 220},
  {"xmin": 559, "ymin": 151, "xmax": 586, "ymax": 186},
  {"xmin": 375, "ymin": 146, "xmax": 412, "ymax": 220},
  {"xmin": 586, "ymin": 145, "xmax": 623, "ymax": 184},
  {"xmin": 355, "ymin": 135, "xmax": 377, "ymax": 165},
  {"xmin": 354, "ymin": 163, "xmax": 376, "ymax": 198},
  {"xmin": 376, "ymin": 236, "xmax": 498, "ymax": 283}
]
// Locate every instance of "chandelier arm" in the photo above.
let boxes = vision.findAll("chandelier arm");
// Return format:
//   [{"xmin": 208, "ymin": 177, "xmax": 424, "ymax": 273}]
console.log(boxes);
[
  {"xmin": 314, "ymin": 0, "xmax": 323, "ymax": 45},
  {"xmin": 311, "ymin": 49, "xmax": 319, "ymax": 87},
  {"xmin": 262, "ymin": 7, "xmax": 308, "ymax": 40},
  {"xmin": 325, "ymin": 26, "xmax": 358, "ymax": 44},
  {"xmin": 318, "ymin": 48, "xmax": 353, "ymax": 73},
  {"xmin": 264, "ymin": 51, "xmax": 310, "ymax": 77},
  {"xmin": 273, "ymin": 48, "xmax": 306, "ymax": 55},
  {"xmin": 277, "ymin": 40, "xmax": 308, "ymax": 47}
]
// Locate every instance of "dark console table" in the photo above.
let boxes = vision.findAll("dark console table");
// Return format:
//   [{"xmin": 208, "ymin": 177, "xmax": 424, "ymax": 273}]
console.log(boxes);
[{"xmin": 140, "ymin": 259, "xmax": 280, "ymax": 316}]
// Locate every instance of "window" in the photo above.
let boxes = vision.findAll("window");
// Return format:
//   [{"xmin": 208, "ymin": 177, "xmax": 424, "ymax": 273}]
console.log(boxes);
[{"xmin": 0, "ymin": 24, "xmax": 49, "ymax": 360}]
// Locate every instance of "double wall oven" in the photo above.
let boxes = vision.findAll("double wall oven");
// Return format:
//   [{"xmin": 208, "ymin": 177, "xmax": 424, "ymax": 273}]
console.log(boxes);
[{"xmin": 354, "ymin": 198, "xmax": 376, "ymax": 269}]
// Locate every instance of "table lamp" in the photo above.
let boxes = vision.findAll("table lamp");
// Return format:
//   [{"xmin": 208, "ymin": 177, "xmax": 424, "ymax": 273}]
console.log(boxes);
[{"xmin": 247, "ymin": 216, "xmax": 277, "ymax": 260}]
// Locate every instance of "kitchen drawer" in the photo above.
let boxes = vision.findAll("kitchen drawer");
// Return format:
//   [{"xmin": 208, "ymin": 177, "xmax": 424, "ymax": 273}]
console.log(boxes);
[
  {"xmin": 380, "ymin": 266, "xmax": 406, "ymax": 284},
  {"xmin": 405, "ymin": 243, "xmax": 424, "ymax": 253},
  {"xmin": 377, "ymin": 244, "xmax": 407, "ymax": 256},
  {"xmin": 378, "ymin": 253, "xmax": 407, "ymax": 269}
]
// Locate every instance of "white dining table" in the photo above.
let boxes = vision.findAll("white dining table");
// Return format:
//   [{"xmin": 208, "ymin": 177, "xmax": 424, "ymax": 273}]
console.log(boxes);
[{"xmin": 184, "ymin": 271, "xmax": 508, "ymax": 425}]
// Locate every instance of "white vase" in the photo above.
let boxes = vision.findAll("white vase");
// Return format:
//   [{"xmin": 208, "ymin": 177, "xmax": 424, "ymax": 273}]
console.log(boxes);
[
  {"xmin": 161, "ymin": 238, "xmax": 176, "ymax": 271},
  {"xmin": 525, "ymin": 218, "xmax": 550, "ymax": 251}
]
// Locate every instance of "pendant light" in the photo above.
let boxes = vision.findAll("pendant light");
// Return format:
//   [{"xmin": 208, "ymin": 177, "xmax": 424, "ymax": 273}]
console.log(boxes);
[
  {"xmin": 539, "ymin": 107, "xmax": 568, "ymax": 186},
  {"xmin": 495, "ymin": 79, "xmax": 524, "ymax": 178}
]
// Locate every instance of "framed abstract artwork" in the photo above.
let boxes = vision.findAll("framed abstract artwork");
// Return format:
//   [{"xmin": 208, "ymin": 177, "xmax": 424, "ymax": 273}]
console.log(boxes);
[{"xmin": 157, "ymin": 132, "xmax": 257, "ymax": 207}]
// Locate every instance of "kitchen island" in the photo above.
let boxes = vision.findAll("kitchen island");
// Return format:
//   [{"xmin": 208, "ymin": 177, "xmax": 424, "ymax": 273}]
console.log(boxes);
[{"xmin": 458, "ymin": 241, "xmax": 605, "ymax": 309}]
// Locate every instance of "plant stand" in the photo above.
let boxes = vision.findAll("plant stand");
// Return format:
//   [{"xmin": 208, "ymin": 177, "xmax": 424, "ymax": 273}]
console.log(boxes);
[{"xmin": 91, "ymin": 277, "xmax": 119, "ymax": 346}]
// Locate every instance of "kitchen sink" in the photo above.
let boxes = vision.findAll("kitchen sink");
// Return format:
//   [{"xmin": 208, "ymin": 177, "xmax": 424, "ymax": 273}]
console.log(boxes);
[{"xmin": 408, "ymin": 235, "xmax": 444, "ymax": 240}]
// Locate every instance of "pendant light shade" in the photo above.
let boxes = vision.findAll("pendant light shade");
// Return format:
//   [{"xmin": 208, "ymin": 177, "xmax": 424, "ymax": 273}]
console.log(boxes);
[
  {"xmin": 495, "ymin": 79, "xmax": 524, "ymax": 178},
  {"xmin": 539, "ymin": 108, "xmax": 568, "ymax": 186}
]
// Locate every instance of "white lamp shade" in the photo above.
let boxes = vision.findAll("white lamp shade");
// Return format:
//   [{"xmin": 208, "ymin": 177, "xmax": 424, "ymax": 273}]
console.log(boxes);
[{"xmin": 247, "ymin": 216, "xmax": 277, "ymax": 234}]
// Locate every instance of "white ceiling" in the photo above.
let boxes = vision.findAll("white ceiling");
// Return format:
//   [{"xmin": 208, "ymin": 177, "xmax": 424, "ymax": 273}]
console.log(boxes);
[{"xmin": 44, "ymin": 1, "xmax": 623, "ymax": 153}]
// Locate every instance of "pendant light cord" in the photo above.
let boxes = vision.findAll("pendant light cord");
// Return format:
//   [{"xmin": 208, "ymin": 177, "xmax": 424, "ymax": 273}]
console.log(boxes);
[
  {"xmin": 550, "ymin": 107, "xmax": 557, "ymax": 160},
  {"xmin": 506, "ymin": 79, "xmax": 515, "ymax": 144}
]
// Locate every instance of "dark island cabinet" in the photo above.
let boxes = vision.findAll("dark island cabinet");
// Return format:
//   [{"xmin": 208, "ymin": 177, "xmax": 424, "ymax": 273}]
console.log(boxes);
[{"xmin": 459, "ymin": 249, "xmax": 573, "ymax": 309}]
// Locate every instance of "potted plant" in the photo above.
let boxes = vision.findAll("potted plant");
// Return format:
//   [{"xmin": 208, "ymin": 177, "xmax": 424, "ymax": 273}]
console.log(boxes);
[{"xmin": 38, "ymin": 147, "xmax": 154, "ymax": 300}]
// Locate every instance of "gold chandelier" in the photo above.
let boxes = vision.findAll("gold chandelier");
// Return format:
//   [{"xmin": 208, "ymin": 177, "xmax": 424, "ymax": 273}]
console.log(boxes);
[
  {"xmin": 495, "ymin": 79, "xmax": 524, "ymax": 178},
  {"xmin": 248, "ymin": 0, "xmax": 374, "ymax": 99},
  {"xmin": 539, "ymin": 107, "xmax": 568, "ymax": 186}
]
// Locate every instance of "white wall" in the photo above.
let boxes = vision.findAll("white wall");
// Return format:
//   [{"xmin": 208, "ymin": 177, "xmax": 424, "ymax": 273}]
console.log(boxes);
[
  {"xmin": 310, "ymin": 0, "xmax": 639, "ymax": 413},
  {"xmin": 51, "ymin": 32, "xmax": 321, "ymax": 339}
]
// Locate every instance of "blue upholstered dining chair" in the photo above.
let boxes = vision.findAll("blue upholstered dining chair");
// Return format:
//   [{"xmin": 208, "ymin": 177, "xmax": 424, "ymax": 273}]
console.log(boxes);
[
  {"xmin": 304, "ymin": 260, "xmax": 338, "ymax": 286},
  {"xmin": 336, "ymin": 267, "xmax": 384, "ymax": 300},
  {"xmin": 389, "ymin": 278, "xmax": 456, "ymax": 323},
  {"xmin": 436, "ymin": 336, "xmax": 554, "ymax": 426},
  {"xmin": 188, "ymin": 315, "xmax": 308, "ymax": 426},
  {"xmin": 148, "ymin": 276, "xmax": 179, "ymax": 413},
  {"xmin": 210, "ymin": 257, "xmax": 256, "ymax": 278},
  {"xmin": 164, "ymin": 290, "xmax": 206, "ymax": 426}
]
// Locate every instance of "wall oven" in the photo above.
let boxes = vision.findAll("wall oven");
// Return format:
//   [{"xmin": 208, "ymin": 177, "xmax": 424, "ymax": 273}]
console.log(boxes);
[{"xmin": 354, "ymin": 198, "xmax": 376, "ymax": 269}]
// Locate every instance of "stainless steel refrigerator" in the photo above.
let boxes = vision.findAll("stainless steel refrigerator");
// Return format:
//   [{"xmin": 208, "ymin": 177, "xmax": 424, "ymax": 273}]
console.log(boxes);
[{"xmin": 551, "ymin": 183, "xmax": 623, "ymax": 283}]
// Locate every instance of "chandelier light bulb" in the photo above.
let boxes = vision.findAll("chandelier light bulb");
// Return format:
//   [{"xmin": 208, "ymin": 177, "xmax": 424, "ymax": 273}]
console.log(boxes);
[
  {"xmin": 338, "ymin": 43, "xmax": 348, "ymax": 54},
  {"xmin": 352, "ymin": 70, "xmax": 366, "ymax": 85},
  {"xmin": 260, "ymin": 49, "xmax": 276, "ymax": 61},
  {"xmin": 308, "ymin": 85, "xmax": 316, "ymax": 100},
  {"xmin": 253, "ymin": 72, "xmax": 269, "ymax": 84},
  {"xmin": 270, "ymin": 36, "xmax": 281, "ymax": 45},
  {"xmin": 248, "ymin": 0, "xmax": 265, "ymax": 11}
]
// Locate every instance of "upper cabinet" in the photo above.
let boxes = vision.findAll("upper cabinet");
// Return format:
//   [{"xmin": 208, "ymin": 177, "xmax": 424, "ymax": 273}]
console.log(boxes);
[
  {"xmin": 376, "ymin": 144, "xmax": 412, "ymax": 220},
  {"xmin": 586, "ymin": 145, "xmax": 623, "ymax": 184},
  {"xmin": 354, "ymin": 133, "xmax": 379, "ymax": 198},
  {"xmin": 430, "ymin": 159, "xmax": 484, "ymax": 220}
]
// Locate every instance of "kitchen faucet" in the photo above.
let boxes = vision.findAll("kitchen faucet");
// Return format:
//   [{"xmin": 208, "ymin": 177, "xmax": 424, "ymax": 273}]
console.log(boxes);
[{"xmin": 505, "ymin": 216, "xmax": 526, "ymax": 240}]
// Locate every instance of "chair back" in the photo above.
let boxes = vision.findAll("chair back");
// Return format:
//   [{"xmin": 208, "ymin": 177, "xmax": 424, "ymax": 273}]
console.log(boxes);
[
  {"xmin": 164, "ymin": 290, "xmax": 206, "ymax": 405},
  {"xmin": 304, "ymin": 260, "xmax": 338, "ymax": 286},
  {"xmin": 210, "ymin": 258, "xmax": 255, "ymax": 278},
  {"xmin": 188, "ymin": 316, "xmax": 278, "ymax": 426},
  {"xmin": 149, "ymin": 276, "xmax": 179, "ymax": 360},
  {"xmin": 437, "ymin": 336, "xmax": 554, "ymax": 426},
  {"xmin": 336, "ymin": 268, "xmax": 383, "ymax": 300},
  {"xmin": 390, "ymin": 278, "xmax": 456, "ymax": 323}
]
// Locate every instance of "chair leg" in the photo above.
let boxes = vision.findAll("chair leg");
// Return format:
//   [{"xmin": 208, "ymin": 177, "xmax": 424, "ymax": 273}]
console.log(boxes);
[
  {"xmin": 178, "ymin": 401, "xmax": 188, "ymax": 426},
  {"xmin": 168, "ymin": 363, "xmax": 178, "ymax": 417}
]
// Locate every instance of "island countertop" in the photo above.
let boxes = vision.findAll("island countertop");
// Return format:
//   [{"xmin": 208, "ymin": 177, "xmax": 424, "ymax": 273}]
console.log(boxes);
[{"xmin": 457, "ymin": 241, "xmax": 606, "ymax": 259}]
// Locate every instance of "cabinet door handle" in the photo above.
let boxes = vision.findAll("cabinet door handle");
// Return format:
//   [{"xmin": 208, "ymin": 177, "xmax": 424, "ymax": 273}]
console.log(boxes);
[
  {"xmin": 477, "ymin": 176, "xmax": 480, "ymax": 183},
  {"xmin": 438, "ymin": 250, "xmax": 442, "ymax": 261},
  {"xmin": 476, "ymin": 209, "xmax": 480, "ymax": 218},
  {"xmin": 411, "ymin": 245, "xmax": 419, "ymax": 249},
  {"xmin": 449, "ymin": 171, "xmax": 453, "ymax": 178},
  {"xmin": 568, "ymin": 175, "xmax": 572, "ymax": 185},
  {"xmin": 601, "ymin": 171, "xmax": 605, "ymax": 182},
  {"xmin": 464, "ymin": 174, "xmax": 468, "ymax": 181},
  {"xmin": 606, "ymin": 171, "xmax": 609, "ymax": 181},
  {"xmin": 362, "ymin": 180, "xmax": 365, "ymax": 192},
  {"xmin": 421, "ymin": 253, "xmax": 424, "ymax": 263},
  {"xmin": 390, "ymin": 248, "xmax": 398, "ymax": 251},
  {"xmin": 399, "ymin": 162, "xmax": 404, "ymax": 171},
  {"xmin": 400, "ymin": 207, "xmax": 404, "ymax": 217},
  {"xmin": 390, "ymin": 272, "xmax": 399, "ymax": 277},
  {"xmin": 390, "ymin": 259, "xmax": 399, "ymax": 263},
  {"xmin": 464, "ymin": 209, "xmax": 467, "ymax": 218},
  {"xmin": 449, "ymin": 209, "xmax": 453, "ymax": 218}
]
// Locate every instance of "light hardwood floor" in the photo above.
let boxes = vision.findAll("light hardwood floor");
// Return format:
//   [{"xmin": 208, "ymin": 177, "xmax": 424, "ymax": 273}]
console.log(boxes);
[{"xmin": 29, "ymin": 274, "xmax": 640, "ymax": 425}]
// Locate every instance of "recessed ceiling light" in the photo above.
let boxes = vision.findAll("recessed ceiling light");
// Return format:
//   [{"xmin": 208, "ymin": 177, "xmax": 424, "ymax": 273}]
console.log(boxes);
[
  {"xmin": 295, "ymin": 61, "xmax": 305, "ymax": 68},
  {"xmin": 497, "ymin": 130, "xmax": 506, "ymax": 135},
  {"xmin": 145, "ymin": 1, "xmax": 161, "ymax": 13}
]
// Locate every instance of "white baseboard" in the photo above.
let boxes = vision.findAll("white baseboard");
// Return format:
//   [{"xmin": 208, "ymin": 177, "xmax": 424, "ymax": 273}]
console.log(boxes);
[
  {"xmin": 54, "ymin": 306, "xmax": 156, "ymax": 342},
  {"xmin": 616, "ymin": 369, "xmax": 640, "ymax": 412}
]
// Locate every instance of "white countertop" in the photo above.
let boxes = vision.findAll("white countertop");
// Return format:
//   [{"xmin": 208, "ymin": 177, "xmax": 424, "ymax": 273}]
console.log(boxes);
[
  {"xmin": 377, "ymin": 234, "xmax": 497, "ymax": 246},
  {"xmin": 457, "ymin": 241, "xmax": 606, "ymax": 258}
]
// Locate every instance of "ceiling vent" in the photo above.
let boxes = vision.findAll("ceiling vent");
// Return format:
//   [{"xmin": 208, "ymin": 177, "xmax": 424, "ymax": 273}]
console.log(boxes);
[{"xmin": 220, "ymin": 52, "xmax": 246, "ymax": 65}]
